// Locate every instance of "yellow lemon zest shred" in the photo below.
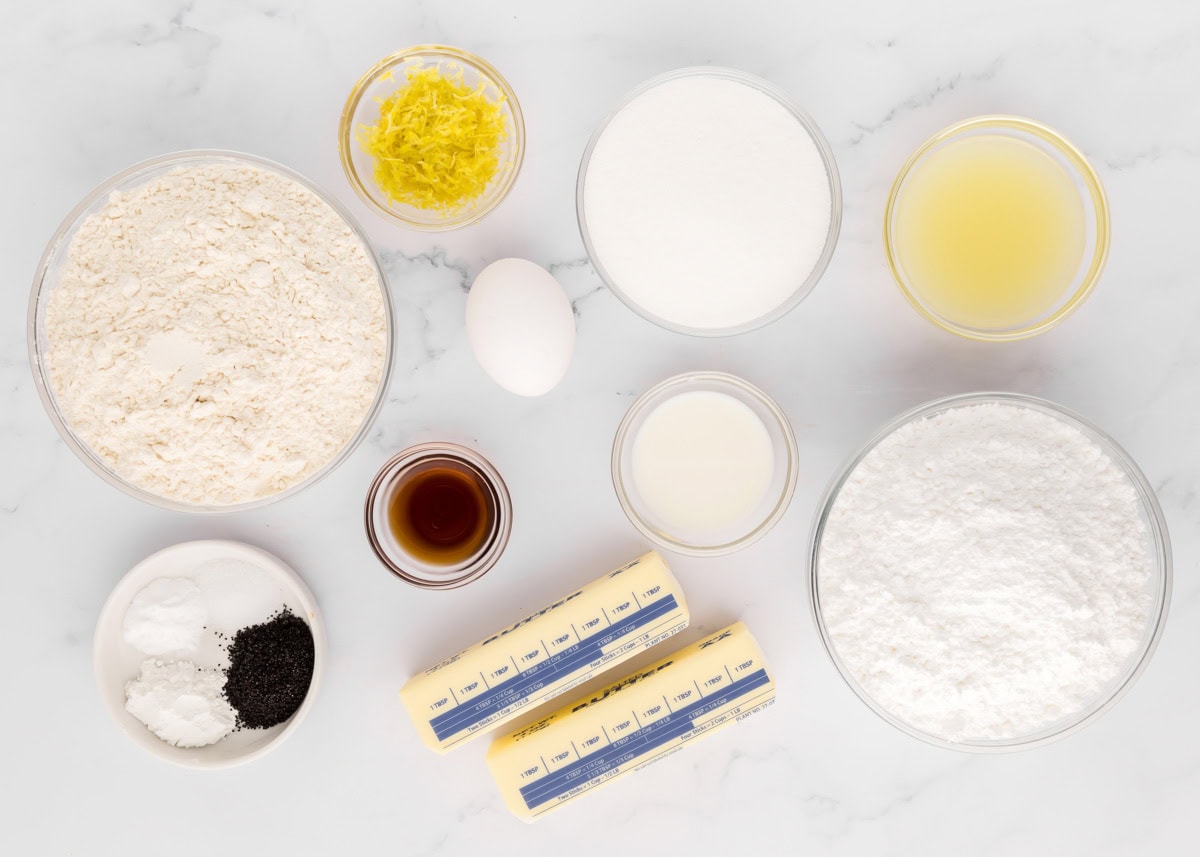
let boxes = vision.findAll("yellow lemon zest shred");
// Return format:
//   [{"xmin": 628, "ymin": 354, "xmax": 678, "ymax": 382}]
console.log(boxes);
[{"xmin": 356, "ymin": 64, "xmax": 508, "ymax": 214}]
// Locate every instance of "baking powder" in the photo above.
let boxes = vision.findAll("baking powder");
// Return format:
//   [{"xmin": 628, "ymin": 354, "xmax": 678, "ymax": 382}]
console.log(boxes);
[
  {"xmin": 125, "ymin": 659, "xmax": 236, "ymax": 748},
  {"xmin": 817, "ymin": 402, "xmax": 1155, "ymax": 741}
]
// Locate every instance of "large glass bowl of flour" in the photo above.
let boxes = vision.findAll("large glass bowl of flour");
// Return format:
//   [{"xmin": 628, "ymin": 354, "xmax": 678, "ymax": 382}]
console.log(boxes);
[
  {"xmin": 28, "ymin": 151, "xmax": 394, "ymax": 512},
  {"xmin": 577, "ymin": 67, "xmax": 842, "ymax": 337},
  {"xmin": 809, "ymin": 392, "xmax": 1171, "ymax": 751}
]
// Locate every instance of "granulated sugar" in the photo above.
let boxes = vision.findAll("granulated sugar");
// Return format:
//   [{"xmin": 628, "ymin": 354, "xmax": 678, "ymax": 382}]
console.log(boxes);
[
  {"xmin": 817, "ymin": 402, "xmax": 1155, "ymax": 742},
  {"xmin": 582, "ymin": 74, "xmax": 832, "ymax": 331}
]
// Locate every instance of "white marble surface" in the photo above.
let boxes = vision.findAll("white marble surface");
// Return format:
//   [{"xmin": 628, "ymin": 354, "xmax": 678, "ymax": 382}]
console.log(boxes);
[{"xmin": 2, "ymin": 1, "xmax": 1198, "ymax": 853}]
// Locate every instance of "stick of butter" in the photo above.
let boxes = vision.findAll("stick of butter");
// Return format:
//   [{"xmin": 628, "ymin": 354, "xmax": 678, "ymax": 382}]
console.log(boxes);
[
  {"xmin": 486, "ymin": 621, "xmax": 776, "ymax": 821},
  {"xmin": 399, "ymin": 551, "xmax": 689, "ymax": 753}
]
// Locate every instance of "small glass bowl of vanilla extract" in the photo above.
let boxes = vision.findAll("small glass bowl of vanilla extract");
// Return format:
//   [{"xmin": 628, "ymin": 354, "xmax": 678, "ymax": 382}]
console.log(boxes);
[{"xmin": 365, "ymin": 443, "xmax": 513, "ymax": 589}]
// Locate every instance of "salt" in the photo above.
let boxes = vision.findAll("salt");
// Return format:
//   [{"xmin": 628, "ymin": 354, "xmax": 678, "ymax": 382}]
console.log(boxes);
[
  {"xmin": 195, "ymin": 558, "xmax": 286, "ymax": 634},
  {"xmin": 582, "ymin": 72, "xmax": 833, "ymax": 332}
]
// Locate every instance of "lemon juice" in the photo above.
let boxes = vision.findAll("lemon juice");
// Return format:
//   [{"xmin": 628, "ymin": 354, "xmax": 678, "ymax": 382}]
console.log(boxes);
[{"xmin": 890, "ymin": 133, "xmax": 1087, "ymax": 331}]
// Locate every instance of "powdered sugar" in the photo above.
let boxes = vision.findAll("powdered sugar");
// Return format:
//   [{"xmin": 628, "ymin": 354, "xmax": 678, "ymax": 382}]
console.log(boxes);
[
  {"xmin": 817, "ymin": 401, "xmax": 1155, "ymax": 742},
  {"xmin": 44, "ymin": 160, "xmax": 387, "ymax": 506}
]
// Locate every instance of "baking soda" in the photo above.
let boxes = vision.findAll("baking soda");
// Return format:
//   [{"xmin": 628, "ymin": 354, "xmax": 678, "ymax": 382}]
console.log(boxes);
[{"xmin": 122, "ymin": 578, "xmax": 207, "ymax": 657}]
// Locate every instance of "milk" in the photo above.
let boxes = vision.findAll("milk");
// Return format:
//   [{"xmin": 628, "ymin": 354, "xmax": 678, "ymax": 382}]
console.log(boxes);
[{"xmin": 630, "ymin": 391, "xmax": 774, "ymax": 535}]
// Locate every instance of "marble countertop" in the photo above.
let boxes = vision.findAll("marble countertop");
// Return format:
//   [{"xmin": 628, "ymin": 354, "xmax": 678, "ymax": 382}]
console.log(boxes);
[{"xmin": 2, "ymin": 1, "xmax": 1198, "ymax": 854}]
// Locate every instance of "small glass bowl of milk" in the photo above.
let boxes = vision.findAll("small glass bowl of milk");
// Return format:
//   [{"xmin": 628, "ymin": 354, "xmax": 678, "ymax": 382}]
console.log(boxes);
[{"xmin": 612, "ymin": 371, "xmax": 798, "ymax": 555}]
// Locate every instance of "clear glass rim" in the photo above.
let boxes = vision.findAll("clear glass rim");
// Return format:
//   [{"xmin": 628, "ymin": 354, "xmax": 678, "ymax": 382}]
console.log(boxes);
[
  {"xmin": 364, "ymin": 442, "xmax": 514, "ymax": 589},
  {"xmin": 611, "ymin": 371, "xmax": 799, "ymax": 556},
  {"xmin": 883, "ymin": 115, "xmax": 1111, "ymax": 342},
  {"xmin": 27, "ymin": 148, "xmax": 396, "ymax": 514},
  {"xmin": 338, "ymin": 44, "xmax": 526, "ymax": 232},
  {"xmin": 808, "ymin": 391, "xmax": 1172, "ymax": 752},
  {"xmin": 577, "ymin": 66, "xmax": 843, "ymax": 337}
]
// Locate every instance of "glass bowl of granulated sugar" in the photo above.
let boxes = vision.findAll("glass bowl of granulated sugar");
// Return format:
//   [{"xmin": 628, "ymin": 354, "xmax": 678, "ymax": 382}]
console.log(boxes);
[
  {"xmin": 809, "ymin": 392, "xmax": 1171, "ymax": 751},
  {"xmin": 28, "ymin": 150, "xmax": 394, "ymax": 512},
  {"xmin": 577, "ymin": 66, "xmax": 842, "ymax": 337}
]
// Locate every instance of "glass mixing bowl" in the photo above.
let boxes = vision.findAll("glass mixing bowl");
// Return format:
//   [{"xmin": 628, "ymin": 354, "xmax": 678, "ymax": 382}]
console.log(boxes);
[
  {"xmin": 339, "ymin": 45, "xmax": 525, "ymax": 231},
  {"xmin": 28, "ymin": 150, "xmax": 395, "ymax": 513},
  {"xmin": 577, "ymin": 67, "xmax": 842, "ymax": 337},
  {"xmin": 809, "ymin": 392, "xmax": 1171, "ymax": 751}
]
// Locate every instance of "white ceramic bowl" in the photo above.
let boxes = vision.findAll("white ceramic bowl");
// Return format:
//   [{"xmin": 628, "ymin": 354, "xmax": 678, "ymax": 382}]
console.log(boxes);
[{"xmin": 94, "ymin": 540, "xmax": 326, "ymax": 769}]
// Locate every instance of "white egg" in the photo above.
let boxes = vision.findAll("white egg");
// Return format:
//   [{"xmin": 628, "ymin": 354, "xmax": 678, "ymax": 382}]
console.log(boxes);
[{"xmin": 466, "ymin": 258, "xmax": 576, "ymax": 397}]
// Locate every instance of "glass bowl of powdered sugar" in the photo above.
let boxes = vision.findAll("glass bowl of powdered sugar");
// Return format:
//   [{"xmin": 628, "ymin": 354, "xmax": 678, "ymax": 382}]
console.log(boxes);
[
  {"xmin": 809, "ymin": 392, "xmax": 1171, "ymax": 751},
  {"xmin": 28, "ymin": 150, "xmax": 394, "ymax": 512},
  {"xmin": 577, "ymin": 67, "xmax": 842, "ymax": 337}
]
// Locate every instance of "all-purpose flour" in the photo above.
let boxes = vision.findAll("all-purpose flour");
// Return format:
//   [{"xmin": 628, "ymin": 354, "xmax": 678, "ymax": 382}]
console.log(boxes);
[
  {"xmin": 817, "ymin": 402, "xmax": 1155, "ymax": 742},
  {"xmin": 45, "ymin": 162, "xmax": 387, "ymax": 506}
]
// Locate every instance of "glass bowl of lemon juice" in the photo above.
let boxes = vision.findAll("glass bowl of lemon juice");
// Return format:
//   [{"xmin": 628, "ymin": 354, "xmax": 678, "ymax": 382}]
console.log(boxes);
[{"xmin": 884, "ymin": 116, "xmax": 1109, "ymax": 342}]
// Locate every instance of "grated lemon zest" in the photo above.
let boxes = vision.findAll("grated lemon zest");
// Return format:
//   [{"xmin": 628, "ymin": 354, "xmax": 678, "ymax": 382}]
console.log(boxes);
[{"xmin": 356, "ymin": 64, "xmax": 508, "ymax": 214}]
